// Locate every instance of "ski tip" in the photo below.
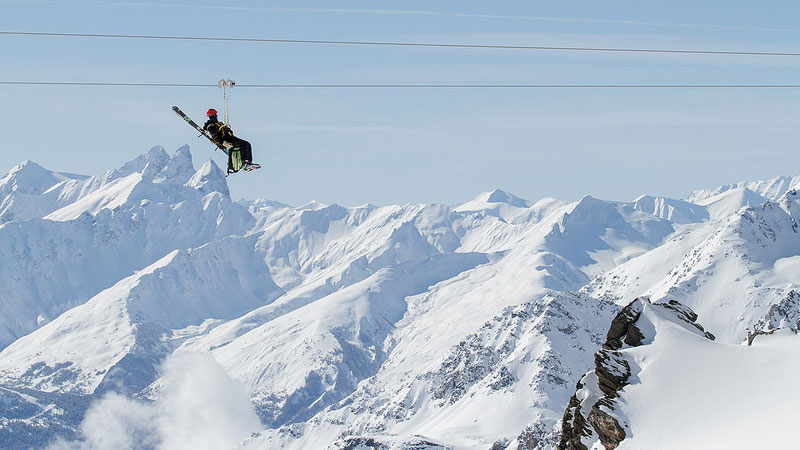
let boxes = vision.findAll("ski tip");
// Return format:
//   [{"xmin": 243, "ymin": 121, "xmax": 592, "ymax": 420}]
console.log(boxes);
[{"xmin": 171, "ymin": 106, "xmax": 180, "ymax": 111}]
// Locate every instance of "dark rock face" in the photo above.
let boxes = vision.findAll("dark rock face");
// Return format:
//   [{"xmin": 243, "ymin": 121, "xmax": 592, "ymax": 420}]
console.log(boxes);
[
  {"xmin": 594, "ymin": 350, "xmax": 631, "ymax": 398},
  {"xmin": 587, "ymin": 402, "xmax": 626, "ymax": 450},
  {"xmin": 490, "ymin": 438, "xmax": 510, "ymax": 449},
  {"xmin": 579, "ymin": 346, "xmax": 633, "ymax": 449},
  {"xmin": 334, "ymin": 436, "xmax": 449, "ymax": 450},
  {"xmin": 336, "ymin": 437, "xmax": 389, "ymax": 450},
  {"xmin": 558, "ymin": 297, "xmax": 714, "ymax": 450},
  {"xmin": 656, "ymin": 300, "xmax": 715, "ymax": 341},
  {"xmin": 560, "ymin": 296, "xmax": 640, "ymax": 450},
  {"xmin": 560, "ymin": 299, "xmax": 641, "ymax": 449},
  {"xmin": 558, "ymin": 379, "xmax": 594, "ymax": 450},
  {"xmin": 748, "ymin": 290, "xmax": 800, "ymax": 345},
  {"xmin": 603, "ymin": 300, "xmax": 644, "ymax": 350},
  {"xmin": 515, "ymin": 422, "xmax": 559, "ymax": 450},
  {"xmin": 399, "ymin": 439, "xmax": 449, "ymax": 449}
]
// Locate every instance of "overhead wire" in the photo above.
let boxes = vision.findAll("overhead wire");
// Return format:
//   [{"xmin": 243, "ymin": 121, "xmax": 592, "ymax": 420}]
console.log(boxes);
[
  {"xmin": 3, "ymin": 81, "xmax": 800, "ymax": 89},
  {"xmin": 4, "ymin": 30, "xmax": 800, "ymax": 90},
  {"xmin": 2, "ymin": 30, "xmax": 800, "ymax": 57},
  {"xmin": 0, "ymin": 81, "xmax": 215, "ymax": 87},
  {"xmin": 237, "ymin": 84, "xmax": 800, "ymax": 89}
]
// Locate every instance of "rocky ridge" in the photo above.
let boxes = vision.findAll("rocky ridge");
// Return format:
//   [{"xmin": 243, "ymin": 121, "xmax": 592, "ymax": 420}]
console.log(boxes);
[{"xmin": 559, "ymin": 298, "xmax": 714, "ymax": 450}]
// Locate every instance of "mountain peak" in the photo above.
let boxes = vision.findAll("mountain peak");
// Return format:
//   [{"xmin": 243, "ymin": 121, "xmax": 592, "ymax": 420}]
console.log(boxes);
[
  {"xmin": 297, "ymin": 200, "xmax": 330, "ymax": 211},
  {"xmin": 0, "ymin": 159, "xmax": 76, "ymax": 196},
  {"xmin": 778, "ymin": 188, "xmax": 800, "ymax": 218},
  {"xmin": 157, "ymin": 145, "xmax": 196, "ymax": 185},
  {"xmin": 185, "ymin": 160, "xmax": 229, "ymax": 197},
  {"xmin": 566, "ymin": 195, "xmax": 618, "ymax": 219},
  {"xmin": 117, "ymin": 145, "xmax": 170, "ymax": 180},
  {"xmin": 474, "ymin": 189, "xmax": 529, "ymax": 207},
  {"xmin": 13, "ymin": 160, "xmax": 40, "ymax": 171}
]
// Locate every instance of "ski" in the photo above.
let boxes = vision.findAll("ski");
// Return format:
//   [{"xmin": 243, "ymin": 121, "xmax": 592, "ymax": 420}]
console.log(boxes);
[
  {"xmin": 173, "ymin": 106, "xmax": 261, "ymax": 174},
  {"xmin": 172, "ymin": 106, "xmax": 216, "ymax": 145}
]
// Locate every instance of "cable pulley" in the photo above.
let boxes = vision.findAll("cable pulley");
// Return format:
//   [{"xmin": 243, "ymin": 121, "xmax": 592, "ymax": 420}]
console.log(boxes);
[{"xmin": 218, "ymin": 78, "xmax": 235, "ymax": 125}]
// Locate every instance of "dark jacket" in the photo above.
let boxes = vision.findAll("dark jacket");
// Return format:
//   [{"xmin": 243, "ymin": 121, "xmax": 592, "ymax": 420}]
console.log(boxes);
[{"xmin": 203, "ymin": 118, "xmax": 233, "ymax": 146}]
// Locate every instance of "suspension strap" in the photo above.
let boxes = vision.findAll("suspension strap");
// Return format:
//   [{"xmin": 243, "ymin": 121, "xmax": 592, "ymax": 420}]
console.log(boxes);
[{"xmin": 218, "ymin": 78, "xmax": 235, "ymax": 125}]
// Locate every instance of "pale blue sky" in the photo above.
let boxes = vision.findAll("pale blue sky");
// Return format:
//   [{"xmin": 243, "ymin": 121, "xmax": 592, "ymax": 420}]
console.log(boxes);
[{"xmin": 3, "ymin": 0, "xmax": 800, "ymax": 206}]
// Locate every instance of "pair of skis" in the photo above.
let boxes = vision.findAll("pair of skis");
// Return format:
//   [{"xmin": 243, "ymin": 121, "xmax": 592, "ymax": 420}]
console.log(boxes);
[{"xmin": 172, "ymin": 106, "xmax": 261, "ymax": 173}]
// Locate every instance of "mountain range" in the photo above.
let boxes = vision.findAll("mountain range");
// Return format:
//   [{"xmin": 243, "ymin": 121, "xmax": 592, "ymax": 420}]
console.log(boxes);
[{"xmin": 0, "ymin": 146, "xmax": 798, "ymax": 450}]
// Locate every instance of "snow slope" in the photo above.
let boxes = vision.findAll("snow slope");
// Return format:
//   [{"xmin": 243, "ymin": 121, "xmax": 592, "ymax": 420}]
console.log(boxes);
[
  {"xmin": 0, "ymin": 236, "xmax": 280, "ymax": 395},
  {"xmin": 691, "ymin": 187, "xmax": 768, "ymax": 220},
  {"xmin": 631, "ymin": 195, "xmax": 708, "ymax": 224},
  {"xmin": 561, "ymin": 297, "xmax": 800, "ymax": 450},
  {"xmin": 0, "ymin": 150, "xmax": 798, "ymax": 450},
  {"xmin": 617, "ymin": 319, "xmax": 800, "ymax": 449}
]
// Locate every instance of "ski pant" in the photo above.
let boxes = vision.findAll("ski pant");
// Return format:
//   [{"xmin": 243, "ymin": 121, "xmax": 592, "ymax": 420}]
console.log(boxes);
[{"xmin": 222, "ymin": 136, "xmax": 253, "ymax": 163}]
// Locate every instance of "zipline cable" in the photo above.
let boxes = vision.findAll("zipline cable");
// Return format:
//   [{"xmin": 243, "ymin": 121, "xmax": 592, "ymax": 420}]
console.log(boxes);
[
  {"xmin": 0, "ymin": 81, "xmax": 216, "ymax": 87},
  {"xmin": 237, "ymin": 83, "xmax": 800, "ymax": 89},
  {"xmin": 2, "ymin": 30, "xmax": 800, "ymax": 57},
  {"xmin": 4, "ymin": 81, "xmax": 800, "ymax": 89}
]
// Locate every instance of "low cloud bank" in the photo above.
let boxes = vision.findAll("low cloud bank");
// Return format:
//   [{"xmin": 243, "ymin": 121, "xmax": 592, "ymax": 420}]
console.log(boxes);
[{"xmin": 49, "ymin": 353, "xmax": 262, "ymax": 450}]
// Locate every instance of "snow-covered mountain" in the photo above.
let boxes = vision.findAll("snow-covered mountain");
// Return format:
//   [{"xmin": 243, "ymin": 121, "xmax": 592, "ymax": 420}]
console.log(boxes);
[
  {"xmin": 686, "ymin": 174, "xmax": 800, "ymax": 204},
  {"xmin": 0, "ymin": 146, "xmax": 252, "ymax": 350},
  {"xmin": 584, "ymin": 189, "xmax": 800, "ymax": 343},
  {"xmin": 0, "ymin": 147, "xmax": 798, "ymax": 449}
]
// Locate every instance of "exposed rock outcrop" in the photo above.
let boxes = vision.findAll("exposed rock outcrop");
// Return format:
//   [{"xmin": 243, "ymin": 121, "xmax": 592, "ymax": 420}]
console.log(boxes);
[
  {"xmin": 603, "ymin": 300, "xmax": 644, "ymax": 350},
  {"xmin": 747, "ymin": 290, "xmax": 800, "ymax": 345},
  {"xmin": 515, "ymin": 422, "xmax": 559, "ymax": 450},
  {"xmin": 558, "ymin": 298, "xmax": 714, "ymax": 450},
  {"xmin": 657, "ymin": 300, "xmax": 715, "ymax": 341},
  {"xmin": 333, "ymin": 436, "xmax": 449, "ymax": 450},
  {"xmin": 587, "ymin": 401, "xmax": 626, "ymax": 450}
]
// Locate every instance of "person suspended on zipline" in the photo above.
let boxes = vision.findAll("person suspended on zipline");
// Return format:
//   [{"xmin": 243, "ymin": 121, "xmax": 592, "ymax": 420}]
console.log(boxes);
[{"xmin": 202, "ymin": 108, "xmax": 257, "ymax": 174}]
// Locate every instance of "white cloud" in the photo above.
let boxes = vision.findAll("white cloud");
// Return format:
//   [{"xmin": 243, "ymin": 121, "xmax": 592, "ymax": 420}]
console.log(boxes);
[{"xmin": 48, "ymin": 353, "xmax": 262, "ymax": 450}]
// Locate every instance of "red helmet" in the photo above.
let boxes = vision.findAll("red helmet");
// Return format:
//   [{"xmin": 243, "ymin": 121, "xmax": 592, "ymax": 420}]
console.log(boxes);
[{"xmin": 206, "ymin": 108, "xmax": 218, "ymax": 117}]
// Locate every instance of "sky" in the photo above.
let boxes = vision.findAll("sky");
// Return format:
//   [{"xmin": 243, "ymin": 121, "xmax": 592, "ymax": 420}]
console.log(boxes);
[{"xmin": 2, "ymin": 0, "xmax": 800, "ymax": 206}]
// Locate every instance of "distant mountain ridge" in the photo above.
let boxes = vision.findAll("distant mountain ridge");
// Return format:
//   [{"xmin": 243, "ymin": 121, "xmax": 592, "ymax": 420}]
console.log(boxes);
[
  {"xmin": 0, "ymin": 147, "xmax": 798, "ymax": 449},
  {"xmin": 686, "ymin": 174, "xmax": 800, "ymax": 203}
]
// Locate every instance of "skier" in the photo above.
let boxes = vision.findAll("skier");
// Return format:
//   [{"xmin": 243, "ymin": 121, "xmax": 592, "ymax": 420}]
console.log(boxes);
[{"xmin": 202, "ymin": 108, "xmax": 256, "ymax": 174}]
